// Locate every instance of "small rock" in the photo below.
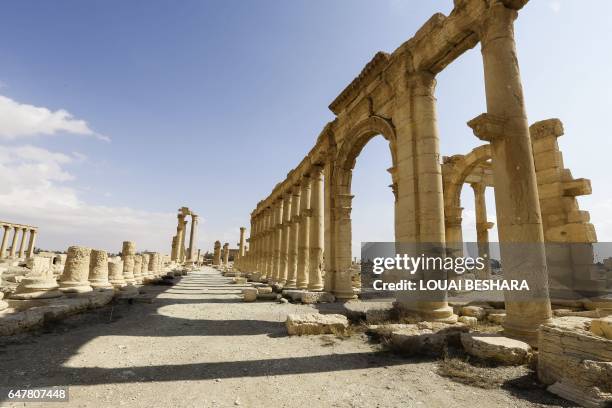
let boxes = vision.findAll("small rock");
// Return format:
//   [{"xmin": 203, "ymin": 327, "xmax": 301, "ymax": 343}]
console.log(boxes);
[
  {"xmin": 286, "ymin": 313, "xmax": 349, "ymax": 336},
  {"xmin": 458, "ymin": 316, "xmax": 478, "ymax": 327},
  {"xmin": 461, "ymin": 306, "xmax": 486, "ymax": 320}
]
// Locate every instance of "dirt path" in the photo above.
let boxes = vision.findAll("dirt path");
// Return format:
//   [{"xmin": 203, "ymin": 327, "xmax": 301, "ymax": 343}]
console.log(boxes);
[{"xmin": 0, "ymin": 267, "xmax": 571, "ymax": 407}]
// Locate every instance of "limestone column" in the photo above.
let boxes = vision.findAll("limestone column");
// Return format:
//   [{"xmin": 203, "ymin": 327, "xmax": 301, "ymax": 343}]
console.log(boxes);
[
  {"xmin": 308, "ymin": 165, "xmax": 324, "ymax": 291},
  {"xmin": 108, "ymin": 260, "xmax": 126, "ymax": 288},
  {"xmin": 26, "ymin": 229, "xmax": 37, "ymax": 258},
  {"xmin": 0, "ymin": 224, "xmax": 10, "ymax": 259},
  {"xmin": 286, "ymin": 184, "xmax": 301, "ymax": 289},
  {"xmin": 187, "ymin": 214, "xmax": 199, "ymax": 263},
  {"xmin": 270, "ymin": 199, "xmax": 283, "ymax": 282},
  {"xmin": 296, "ymin": 176, "xmax": 311, "ymax": 290},
  {"xmin": 238, "ymin": 227, "xmax": 246, "ymax": 269},
  {"xmin": 279, "ymin": 193, "xmax": 292, "ymax": 285},
  {"xmin": 8, "ymin": 226, "xmax": 19, "ymax": 258},
  {"xmin": 179, "ymin": 217, "xmax": 188, "ymax": 262},
  {"xmin": 222, "ymin": 243, "xmax": 229, "ymax": 266},
  {"xmin": 468, "ymin": 0, "xmax": 552, "ymax": 343},
  {"xmin": 17, "ymin": 227, "xmax": 27, "ymax": 258},
  {"xmin": 121, "ymin": 241, "xmax": 137, "ymax": 284},
  {"xmin": 332, "ymin": 193, "xmax": 355, "ymax": 299},
  {"xmin": 262, "ymin": 207, "xmax": 272, "ymax": 280},
  {"xmin": 89, "ymin": 249, "xmax": 113, "ymax": 289},
  {"xmin": 445, "ymin": 206, "xmax": 464, "ymax": 258},
  {"xmin": 133, "ymin": 254, "xmax": 144, "ymax": 284},
  {"xmin": 213, "ymin": 241, "xmax": 221, "ymax": 266},
  {"xmin": 148, "ymin": 253, "xmax": 158, "ymax": 277},
  {"xmin": 59, "ymin": 246, "xmax": 93, "ymax": 293},
  {"xmin": 471, "ymin": 182, "xmax": 492, "ymax": 279},
  {"xmin": 175, "ymin": 213, "xmax": 186, "ymax": 262},
  {"xmin": 141, "ymin": 253, "xmax": 151, "ymax": 280}
]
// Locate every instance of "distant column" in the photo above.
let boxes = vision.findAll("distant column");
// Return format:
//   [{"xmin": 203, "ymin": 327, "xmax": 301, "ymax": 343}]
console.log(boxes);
[
  {"xmin": 279, "ymin": 193, "xmax": 292, "ymax": 285},
  {"xmin": 17, "ymin": 227, "xmax": 27, "ymax": 258},
  {"xmin": 0, "ymin": 225, "xmax": 10, "ymax": 259},
  {"xmin": 187, "ymin": 214, "xmax": 199, "ymax": 262},
  {"xmin": 26, "ymin": 229, "xmax": 37, "ymax": 258},
  {"xmin": 471, "ymin": 182, "xmax": 492, "ymax": 279},
  {"xmin": 213, "ymin": 241, "xmax": 222, "ymax": 266},
  {"xmin": 223, "ymin": 243, "xmax": 229, "ymax": 266},
  {"xmin": 8, "ymin": 226, "xmax": 19, "ymax": 258}
]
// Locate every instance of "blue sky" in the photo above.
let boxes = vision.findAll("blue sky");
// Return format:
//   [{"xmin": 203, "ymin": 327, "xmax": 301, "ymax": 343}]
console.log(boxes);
[{"xmin": 0, "ymin": 0, "xmax": 610, "ymax": 256}]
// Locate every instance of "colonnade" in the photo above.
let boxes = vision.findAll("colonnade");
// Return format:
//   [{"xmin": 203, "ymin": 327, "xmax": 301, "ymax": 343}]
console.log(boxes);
[
  {"xmin": 0, "ymin": 222, "xmax": 38, "ymax": 260},
  {"xmin": 236, "ymin": 0, "xmax": 563, "ymax": 344}
]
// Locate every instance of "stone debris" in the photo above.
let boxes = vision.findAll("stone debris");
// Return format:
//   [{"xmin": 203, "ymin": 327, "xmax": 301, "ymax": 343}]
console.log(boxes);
[
  {"xmin": 460, "ymin": 333, "xmax": 532, "ymax": 365},
  {"xmin": 390, "ymin": 323, "xmax": 469, "ymax": 356},
  {"xmin": 286, "ymin": 313, "xmax": 349, "ymax": 336},
  {"xmin": 538, "ymin": 317, "xmax": 612, "ymax": 407},
  {"xmin": 457, "ymin": 315, "xmax": 478, "ymax": 327},
  {"xmin": 460, "ymin": 306, "xmax": 487, "ymax": 320},
  {"xmin": 300, "ymin": 291, "xmax": 335, "ymax": 304},
  {"xmin": 242, "ymin": 288, "xmax": 257, "ymax": 302},
  {"xmin": 591, "ymin": 316, "xmax": 612, "ymax": 339}
]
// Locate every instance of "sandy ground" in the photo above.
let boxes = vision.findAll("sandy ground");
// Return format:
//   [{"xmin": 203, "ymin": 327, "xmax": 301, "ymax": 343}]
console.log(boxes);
[{"xmin": 0, "ymin": 267, "xmax": 575, "ymax": 408}]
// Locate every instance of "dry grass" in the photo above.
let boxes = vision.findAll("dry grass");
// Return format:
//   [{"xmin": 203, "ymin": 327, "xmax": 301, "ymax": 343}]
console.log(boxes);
[{"xmin": 437, "ymin": 356, "xmax": 504, "ymax": 389}]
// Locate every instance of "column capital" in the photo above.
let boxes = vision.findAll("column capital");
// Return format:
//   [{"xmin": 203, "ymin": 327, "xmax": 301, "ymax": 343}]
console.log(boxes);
[
  {"xmin": 406, "ymin": 71, "xmax": 436, "ymax": 96},
  {"xmin": 467, "ymin": 113, "xmax": 521, "ymax": 142}
]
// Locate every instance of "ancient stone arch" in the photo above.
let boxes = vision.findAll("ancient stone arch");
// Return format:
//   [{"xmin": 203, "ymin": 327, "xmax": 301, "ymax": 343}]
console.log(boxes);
[{"xmin": 237, "ymin": 0, "xmax": 604, "ymax": 343}]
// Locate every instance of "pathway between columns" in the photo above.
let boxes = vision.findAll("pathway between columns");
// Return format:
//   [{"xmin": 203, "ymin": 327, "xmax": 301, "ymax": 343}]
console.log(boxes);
[{"xmin": 0, "ymin": 267, "xmax": 551, "ymax": 407}]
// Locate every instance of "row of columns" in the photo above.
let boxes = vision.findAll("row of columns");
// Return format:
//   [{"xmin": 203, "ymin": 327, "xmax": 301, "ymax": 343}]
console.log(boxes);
[
  {"xmin": 0, "ymin": 223, "xmax": 37, "ymax": 260},
  {"xmin": 240, "ymin": 165, "xmax": 324, "ymax": 291}
]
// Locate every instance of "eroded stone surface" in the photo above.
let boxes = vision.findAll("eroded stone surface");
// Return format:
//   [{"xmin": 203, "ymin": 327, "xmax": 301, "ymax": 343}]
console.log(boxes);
[
  {"xmin": 461, "ymin": 333, "xmax": 532, "ymax": 365},
  {"xmin": 286, "ymin": 313, "xmax": 349, "ymax": 336}
]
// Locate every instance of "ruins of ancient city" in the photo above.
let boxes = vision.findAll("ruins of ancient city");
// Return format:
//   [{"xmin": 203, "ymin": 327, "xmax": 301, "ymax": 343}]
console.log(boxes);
[{"xmin": 0, "ymin": 1, "xmax": 610, "ymax": 407}]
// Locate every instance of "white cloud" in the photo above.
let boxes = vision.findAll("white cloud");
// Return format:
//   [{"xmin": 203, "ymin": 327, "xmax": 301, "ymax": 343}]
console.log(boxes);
[
  {"xmin": 0, "ymin": 95, "xmax": 109, "ymax": 142},
  {"xmin": 0, "ymin": 145, "xmax": 174, "ymax": 253},
  {"xmin": 549, "ymin": 1, "xmax": 561, "ymax": 13}
]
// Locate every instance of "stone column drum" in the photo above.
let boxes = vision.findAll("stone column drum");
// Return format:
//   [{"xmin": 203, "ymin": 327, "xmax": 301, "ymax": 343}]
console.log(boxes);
[
  {"xmin": 59, "ymin": 246, "xmax": 94, "ymax": 293},
  {"xmin": 121, "ymin": 241, "xmax": 137, "ymax": 285},
  {"xmin": 213, "ymin": 241, "xmax": 221, "ymax": 266},
  {"xmin": 108, "ymin": 260, "xmax": 126, "ymax": 288},
  {"xmin": 223, "ymin": 243, "xmax": 229, "ymax": 267},
  {"xmin": 133, "ymin": 254, "xmax": 144, "ymax": 284},
  {"xmin": 89, "ymin": 249, "xmax": 113, "ymax": 289}
]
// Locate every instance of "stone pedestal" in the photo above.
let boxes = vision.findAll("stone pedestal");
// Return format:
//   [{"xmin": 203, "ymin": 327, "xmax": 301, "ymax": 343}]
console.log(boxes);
[
  {"xmin": 88, "ymin": 249, "xmax": 113, "ymax": 289},
  {"xmin": 10, "ymin": 256, "xmax": 63, "ymax": 299},
  {"xmin": 59, "ymin": 246, "xmax": 94, "ymax": 293}
]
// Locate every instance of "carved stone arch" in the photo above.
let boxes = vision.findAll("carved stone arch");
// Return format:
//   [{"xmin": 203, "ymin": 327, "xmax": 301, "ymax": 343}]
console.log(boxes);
[
  {"xmin": 443, "ymin": 144, "xmax": 492, "ymax": 211},
  {"xmin": 332, "ymin": 115, "xmax": 397, "ymax": 193}
]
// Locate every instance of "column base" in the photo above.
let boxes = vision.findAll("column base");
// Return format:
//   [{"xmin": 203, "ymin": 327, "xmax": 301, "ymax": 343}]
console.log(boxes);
[
  {"xmin": 59, "ymin": 281, "xmax": 93, "ymax": 294},
  {"xmin": 10, "ymin": 277, "xmax": 64, "ymax": 300}
]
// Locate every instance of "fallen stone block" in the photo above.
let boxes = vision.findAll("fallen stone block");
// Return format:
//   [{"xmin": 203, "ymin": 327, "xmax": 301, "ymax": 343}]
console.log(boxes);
[
  {"xmin": 257, "ymin": 293, "xmax": 281, "ymax": 302},
  {"xmin": 364, "ymin": 306, "xmax": 395, "ymax": 324},
  {"xmin": 461, "ymin": 333, "xmax": 532, "ymax": 365},
  {"xmin": 591, "ymin": 316, "xmax": 612, "ymax": 339},
  {"xmin": 461, "ymin": 306, "xmax": 487, "ymax": 320},
  {"xmin": 256, "ymin": 286, "xmax": 273, "ymax": 295},
  {"xmin": 458, "ymin": 315, "xmax": 478, "ymax": 327},
  {"xmin": 286, "ymin": 313, "xmax": 349, "ymax": 336},
  {"xmin": 301, "ymin": 291, "xmax": 335, "ymax": 304},
  {"xmin": 487, "ymin": 312, "xmax": 506, "ymax": 324},
  {"xmin": 391, "ymin": 323, "xmax": 468, "ymax": 356},
  {"xmin": 232, "ymin": 277, "xmax": 247, "ymax": 284},
  {"xmin": 242, "ymin": 288, "xmax": 257, "ymax": 302},
  {"xmin": 281, "ymin": 289, "xmax": 306, "ymax": 302},
  {"xmin": 539, "ymin": 317, "xmax": 612, "ymax": 407}
]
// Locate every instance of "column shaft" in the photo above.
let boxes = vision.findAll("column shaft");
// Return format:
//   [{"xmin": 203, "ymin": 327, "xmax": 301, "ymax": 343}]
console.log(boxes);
[
  {"xmin": 308, "ymin": 165, "xmax": 324, "ymax": 291},
  {"xmin": 279, "ymin": 194, "xmax": 291, "ymax": 284},
  {"xmin": 296, "ymin": 176, "xmax": 311, "ymax": 290},
  {"xmin": 286, "ymin": 185, "xmax": 301, "ymax": 289},
  {"xmin": 0, "ymin": 225, "xmax": 10, "ymax": 259}
]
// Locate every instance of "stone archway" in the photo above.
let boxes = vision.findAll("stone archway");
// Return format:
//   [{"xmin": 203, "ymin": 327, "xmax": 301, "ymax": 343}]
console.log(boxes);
[{"xmin": 327, "ymin": 115, "xmax": 397, "ymax": 299}]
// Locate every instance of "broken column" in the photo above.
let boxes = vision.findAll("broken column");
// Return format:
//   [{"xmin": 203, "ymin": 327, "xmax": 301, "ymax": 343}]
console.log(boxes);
[
  {"xmin": 133, "ymin": 254, "xmax": 144, "ymax": 284},
  {"xmin": 213, "ymin": 240, "xmax": 221, "ymax": 266},
  {"xmin": 59, "ymin": 246, "xmax": 94, "ymax": 293},
  {"xmin": 222, "ymin": 242, "xmax": 229, "ymax": 267},
  {"xmin": 187, "ymin": 214, "xmax": 199, "ymax": 263},
  {"xmin": 88, "ymin": 249, "xmax": 113, "ymax": 289},
  {"xmin": 121, "ymin": 241, "xmax": 137, "ymax": 285},
  {"xmin": 11, "ymin": 255, "xmax": 63, "ymax": 299},
  {"xmin": 108, "ymin": 259, "xmax": 126, "ymax": 288}
]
